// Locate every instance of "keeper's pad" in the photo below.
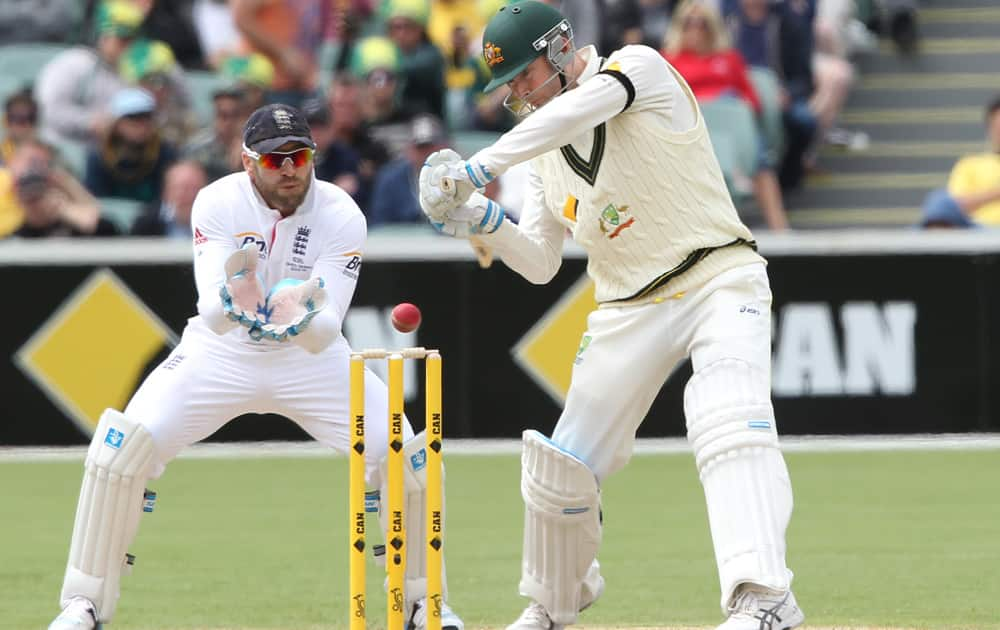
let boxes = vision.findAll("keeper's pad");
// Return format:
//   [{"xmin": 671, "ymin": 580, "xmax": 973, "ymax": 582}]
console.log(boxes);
[
  {"xmin": 684, "ymin": 359, "xmax": 793, "ymax": 612},
  {"xmin": 519, "ymin": 430, "xmax": 602, "ymax": 625},
  {"xmin": 60, "ymin": 409, "xmax": 156, "ymax": 622},
  {"xmin": 377, "ymin": 431, "xmax": 447, "ymax": 615}
]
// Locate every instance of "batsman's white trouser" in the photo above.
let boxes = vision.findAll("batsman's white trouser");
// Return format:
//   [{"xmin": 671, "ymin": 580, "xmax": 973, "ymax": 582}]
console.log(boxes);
[{"xmin": 547, "ymin": 262, "xmax": 793, "ymax": 611}]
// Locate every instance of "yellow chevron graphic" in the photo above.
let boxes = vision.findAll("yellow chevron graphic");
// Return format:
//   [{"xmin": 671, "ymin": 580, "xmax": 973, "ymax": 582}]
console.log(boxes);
[
  {"xmin": 15, "ymin": 269, "xmax": 176, "ymax": 437},
  {"xmin": 512, "ymin": 274, "xmax": 596, "ymax": 404}
]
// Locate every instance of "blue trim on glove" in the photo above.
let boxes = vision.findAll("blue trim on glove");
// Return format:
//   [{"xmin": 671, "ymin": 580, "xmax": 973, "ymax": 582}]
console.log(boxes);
[
  {"xmin": 465, "ymin": 162, "xmax": 484, "ymax": 188},
  {"xmin": 477, "ymin": 200, "xmax": 504, "ymax": 234},
  {"xmin": 220, "ymin": 284, "xmax": 263, "ymax": 329},
  {"xmin": 465, "ymin": 161, "xmax": 494, "ymax": 188}
]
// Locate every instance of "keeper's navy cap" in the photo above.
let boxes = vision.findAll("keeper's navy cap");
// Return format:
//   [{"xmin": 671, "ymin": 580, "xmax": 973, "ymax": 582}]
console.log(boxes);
[{"xmin": 243, "ymin": 104, "xmax": 316, "ymax": 153}]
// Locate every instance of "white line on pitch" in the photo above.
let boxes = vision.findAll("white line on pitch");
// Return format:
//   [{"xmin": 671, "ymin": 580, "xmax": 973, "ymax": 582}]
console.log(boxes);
[{"xmin": 1, "ymin": 434, "xmax": 999, "ymax": 463}]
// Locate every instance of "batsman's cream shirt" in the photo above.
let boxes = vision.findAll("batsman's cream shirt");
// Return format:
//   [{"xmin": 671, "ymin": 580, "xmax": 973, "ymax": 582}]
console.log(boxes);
[
  {"xmin": 190, "ymin": 171, "xmax": 366, "ymax": 352},
  {"xmin": 475, "ymin": 45, "xmax": 763, "ymax": 304}
]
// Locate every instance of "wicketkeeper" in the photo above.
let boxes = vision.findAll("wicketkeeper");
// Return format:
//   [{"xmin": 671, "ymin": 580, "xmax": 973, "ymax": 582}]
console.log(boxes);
[{"xmin": 48, "ymin": 104, "xmax": 464, "ymax": 630}]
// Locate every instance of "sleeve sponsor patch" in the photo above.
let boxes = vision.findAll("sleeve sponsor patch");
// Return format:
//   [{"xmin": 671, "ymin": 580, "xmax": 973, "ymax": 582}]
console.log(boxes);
[{"xmin": 343, "ymin": 254, "xmax": 362, "ymax": 279}]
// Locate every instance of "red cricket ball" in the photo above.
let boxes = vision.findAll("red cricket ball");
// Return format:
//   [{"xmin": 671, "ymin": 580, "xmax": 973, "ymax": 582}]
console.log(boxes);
[{"xmin": 391, "ymin": 302, "xmax": 422, "ymax": 333}]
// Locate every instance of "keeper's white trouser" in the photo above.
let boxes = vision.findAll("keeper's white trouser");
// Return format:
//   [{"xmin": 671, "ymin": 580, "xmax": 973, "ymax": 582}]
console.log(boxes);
[{"xmin": 127, "ymin": 320, "xmax": 412, "ymax": 483}]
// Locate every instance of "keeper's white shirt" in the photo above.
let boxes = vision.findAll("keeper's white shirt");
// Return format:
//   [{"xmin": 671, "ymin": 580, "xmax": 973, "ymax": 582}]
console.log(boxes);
[
  {"xmin": 124, "ymin": 172, "xmax": 410, "ymax": 481},
  {"xmin": 190, "ymin": 171, "xmax": 366, "ymax": 353}
]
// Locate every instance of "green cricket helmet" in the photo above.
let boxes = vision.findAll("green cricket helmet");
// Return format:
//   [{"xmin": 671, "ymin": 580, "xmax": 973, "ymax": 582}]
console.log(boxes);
[{"xmin": 481, "ymin": 1, "xmax": 575, "ymax": 93}]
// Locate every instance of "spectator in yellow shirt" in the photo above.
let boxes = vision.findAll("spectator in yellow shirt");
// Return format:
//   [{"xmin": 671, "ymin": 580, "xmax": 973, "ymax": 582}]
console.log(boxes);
[
  {"xmin": 0, "ymin": 167, "xmax": 25, "ymax": 237},
  {"xmin": 2, "ymin": 140, "xmax": 115, "ymax": 239},
  {"xmin": 428, "ymin": 0, "xmax": 485, "ymax": 59},
  {"xmin": 921, "ymin": 96, "xmax": 1000, "ymax": 228},
  {"xmin": 1, "ymin": 88, "xmax": 38, "ymax": 167}
]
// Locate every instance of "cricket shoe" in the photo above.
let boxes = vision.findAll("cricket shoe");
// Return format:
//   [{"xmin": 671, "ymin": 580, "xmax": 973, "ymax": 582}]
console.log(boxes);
[
  {"xmin": 506, "ymin": 601, "xmax": 564, "ymax": 630},
  {"xmin": 408, "ymin": 596, "xmax": 464, "ymax": 630},
  {"xmin": 717, "ymin": 586, "xmax": 804, "ymax": 630},
  {"xmin": 506, "ymin": 574, "xmax": 605, "ymax": 630},
  {"xmin": 48, "ymin": 596, "xmax": 101, "ymax": 630}
]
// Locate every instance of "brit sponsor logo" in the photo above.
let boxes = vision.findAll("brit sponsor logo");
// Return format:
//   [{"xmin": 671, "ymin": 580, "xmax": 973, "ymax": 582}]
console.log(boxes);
[
  {"xmin": 236, "ymin": 231, "xmax": 267, "ymax": 255},
  {"xmin": 343, "ymin": 254, "xmax": 362, "ymax": 279}
]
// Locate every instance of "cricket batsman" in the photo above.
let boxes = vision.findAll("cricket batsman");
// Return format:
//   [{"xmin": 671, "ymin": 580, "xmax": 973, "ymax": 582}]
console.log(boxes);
[
  {"xmin": 418, "ymin": 2, "xmax": 803, "ymax": 629},
  {"xmin": 48, "ymin": 104, "xmax": 463, "ymax": 630}
]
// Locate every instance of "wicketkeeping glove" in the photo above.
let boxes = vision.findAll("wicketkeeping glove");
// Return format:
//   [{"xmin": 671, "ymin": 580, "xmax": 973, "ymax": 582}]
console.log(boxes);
[
  {"xmin": 258, "ymin": 277, "xmax": 328, "ymax": 342},
  {"xmin": 220, "ymin": 244, "xmax": 266, "ymax": 329},
  {"xmin": 428, "ymin": 191, "xmax": 506, "ymax": 238}
]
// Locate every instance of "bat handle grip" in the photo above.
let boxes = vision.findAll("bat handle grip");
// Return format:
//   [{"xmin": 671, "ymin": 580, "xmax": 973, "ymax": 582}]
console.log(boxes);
[{"xmin": 440, "ymin": 176, "xmax": 455, "ymax": 194}]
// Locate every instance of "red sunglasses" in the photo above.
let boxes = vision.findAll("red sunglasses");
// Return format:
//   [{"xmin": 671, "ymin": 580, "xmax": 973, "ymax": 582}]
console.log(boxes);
[{"xmin": 243, "ymin": 145, "xmax": 315, "ymax": 170}]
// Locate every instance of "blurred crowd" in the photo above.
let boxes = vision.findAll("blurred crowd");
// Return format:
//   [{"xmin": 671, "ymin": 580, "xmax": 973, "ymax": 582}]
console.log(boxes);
[{"xmin": 0, "ymin": 0, "xmax": 924, "ymax": 239}]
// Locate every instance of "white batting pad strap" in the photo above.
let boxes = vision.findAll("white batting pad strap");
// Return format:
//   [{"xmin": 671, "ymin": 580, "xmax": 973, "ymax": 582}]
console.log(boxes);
[
  {"xmin": 519, "ymin": 430, "xmax": 602, "ymax": 625},
  {"xmin": 684, "ymin": 360, "xmax": 793, "ymax": 612},
  {"xmin": 61, "ymin": 409, "xmax": 155, "ymax": 622},
  {"xmin": 377, "ymin": 431, "xmax": 448, "ymax": 612}
]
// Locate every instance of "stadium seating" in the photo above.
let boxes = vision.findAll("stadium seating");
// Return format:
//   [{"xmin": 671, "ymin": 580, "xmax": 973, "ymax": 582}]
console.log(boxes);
[
  {"xmin": 184, "ymin": 70, "xmax": 226, "ymax": 127},
  {"xmin": 99, "ymin": 197, "xmax": 144, "ymax": 234},
  {"xmin": 701, "ymin": 96, "xmax": 758, "ymax": 201},
  {"xmin": 749, "ymin": 66, "xmax": 785, "ymax": 165},
  {"xmin": 0, "ymin": 43, "xmax": 71, "ymax": 97},
  {"xmin": 0, "ymin": 75, "xmax": 26, "ymax": 112},
  {"xmin": 56, "ymin": 141, "xmax": 88, "ymax": 179},
  {"xmin": 452, "ymin": 130, "xmax": 499, "ymax": 158}
]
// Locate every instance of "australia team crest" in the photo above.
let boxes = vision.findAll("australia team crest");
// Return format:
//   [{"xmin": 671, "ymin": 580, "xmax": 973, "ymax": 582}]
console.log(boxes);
[
  {"xmin": 598, "ymin": 203, "xmax": 636, "ymax": 239},
  {"xmin": 483, "ymin": 42, "xmax": 504, "ymax": 67}
]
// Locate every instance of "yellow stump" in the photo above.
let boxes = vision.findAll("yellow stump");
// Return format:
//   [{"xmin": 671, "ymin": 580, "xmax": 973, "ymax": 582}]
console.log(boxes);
[
  {"xmin": 387, "ymin": 354, "xmax": 406, "ymax": 629},
  {"xmin": 425, "ymin": 352, "xmax": 443, "ymax": 630},
  {"xmin": 349, "ymin": 355, "xmax": 366, "ymax": 630}
]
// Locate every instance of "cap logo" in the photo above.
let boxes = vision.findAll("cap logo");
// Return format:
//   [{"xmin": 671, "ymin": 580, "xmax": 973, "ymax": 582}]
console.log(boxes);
[
  {"xmin": 272, "ymin": 108, "xmax": 294, "ymax": 130},
  {"xmin": 483, "ymin": 42, "xmax": 504, "ymax": 67}
]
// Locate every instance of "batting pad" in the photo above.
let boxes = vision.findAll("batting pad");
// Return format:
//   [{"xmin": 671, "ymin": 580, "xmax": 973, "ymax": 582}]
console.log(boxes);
[
  {"xmin": 378, "ymin": 431, "xmax": 448, "ymax": 612},
  {"xmin": 61, "ymin": 409, "xmax": 155, "ymax": 622},
  {"xmin": 684, "ymin": 359, "xmax": 793, "ymax": 612},
  {"xmin": 519, "ymin": 430, "xmax": 602, "ymax": 625}
]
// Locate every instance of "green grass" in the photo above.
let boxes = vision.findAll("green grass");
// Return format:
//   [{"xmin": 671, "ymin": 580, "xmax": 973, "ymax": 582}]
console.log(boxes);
[{"xmin": 3, "ymin": 449, "xmax": 999, "ymax": 629}]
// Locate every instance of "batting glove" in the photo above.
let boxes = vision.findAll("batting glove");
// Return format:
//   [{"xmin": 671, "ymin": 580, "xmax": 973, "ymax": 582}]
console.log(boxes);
[
  {"xmin": 419, "ymin": 149, "xmax": 494, "ymax": 221},
  {"xmin": 429, "ymin": 191, "xmax": 506, "ymax": 239}
]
